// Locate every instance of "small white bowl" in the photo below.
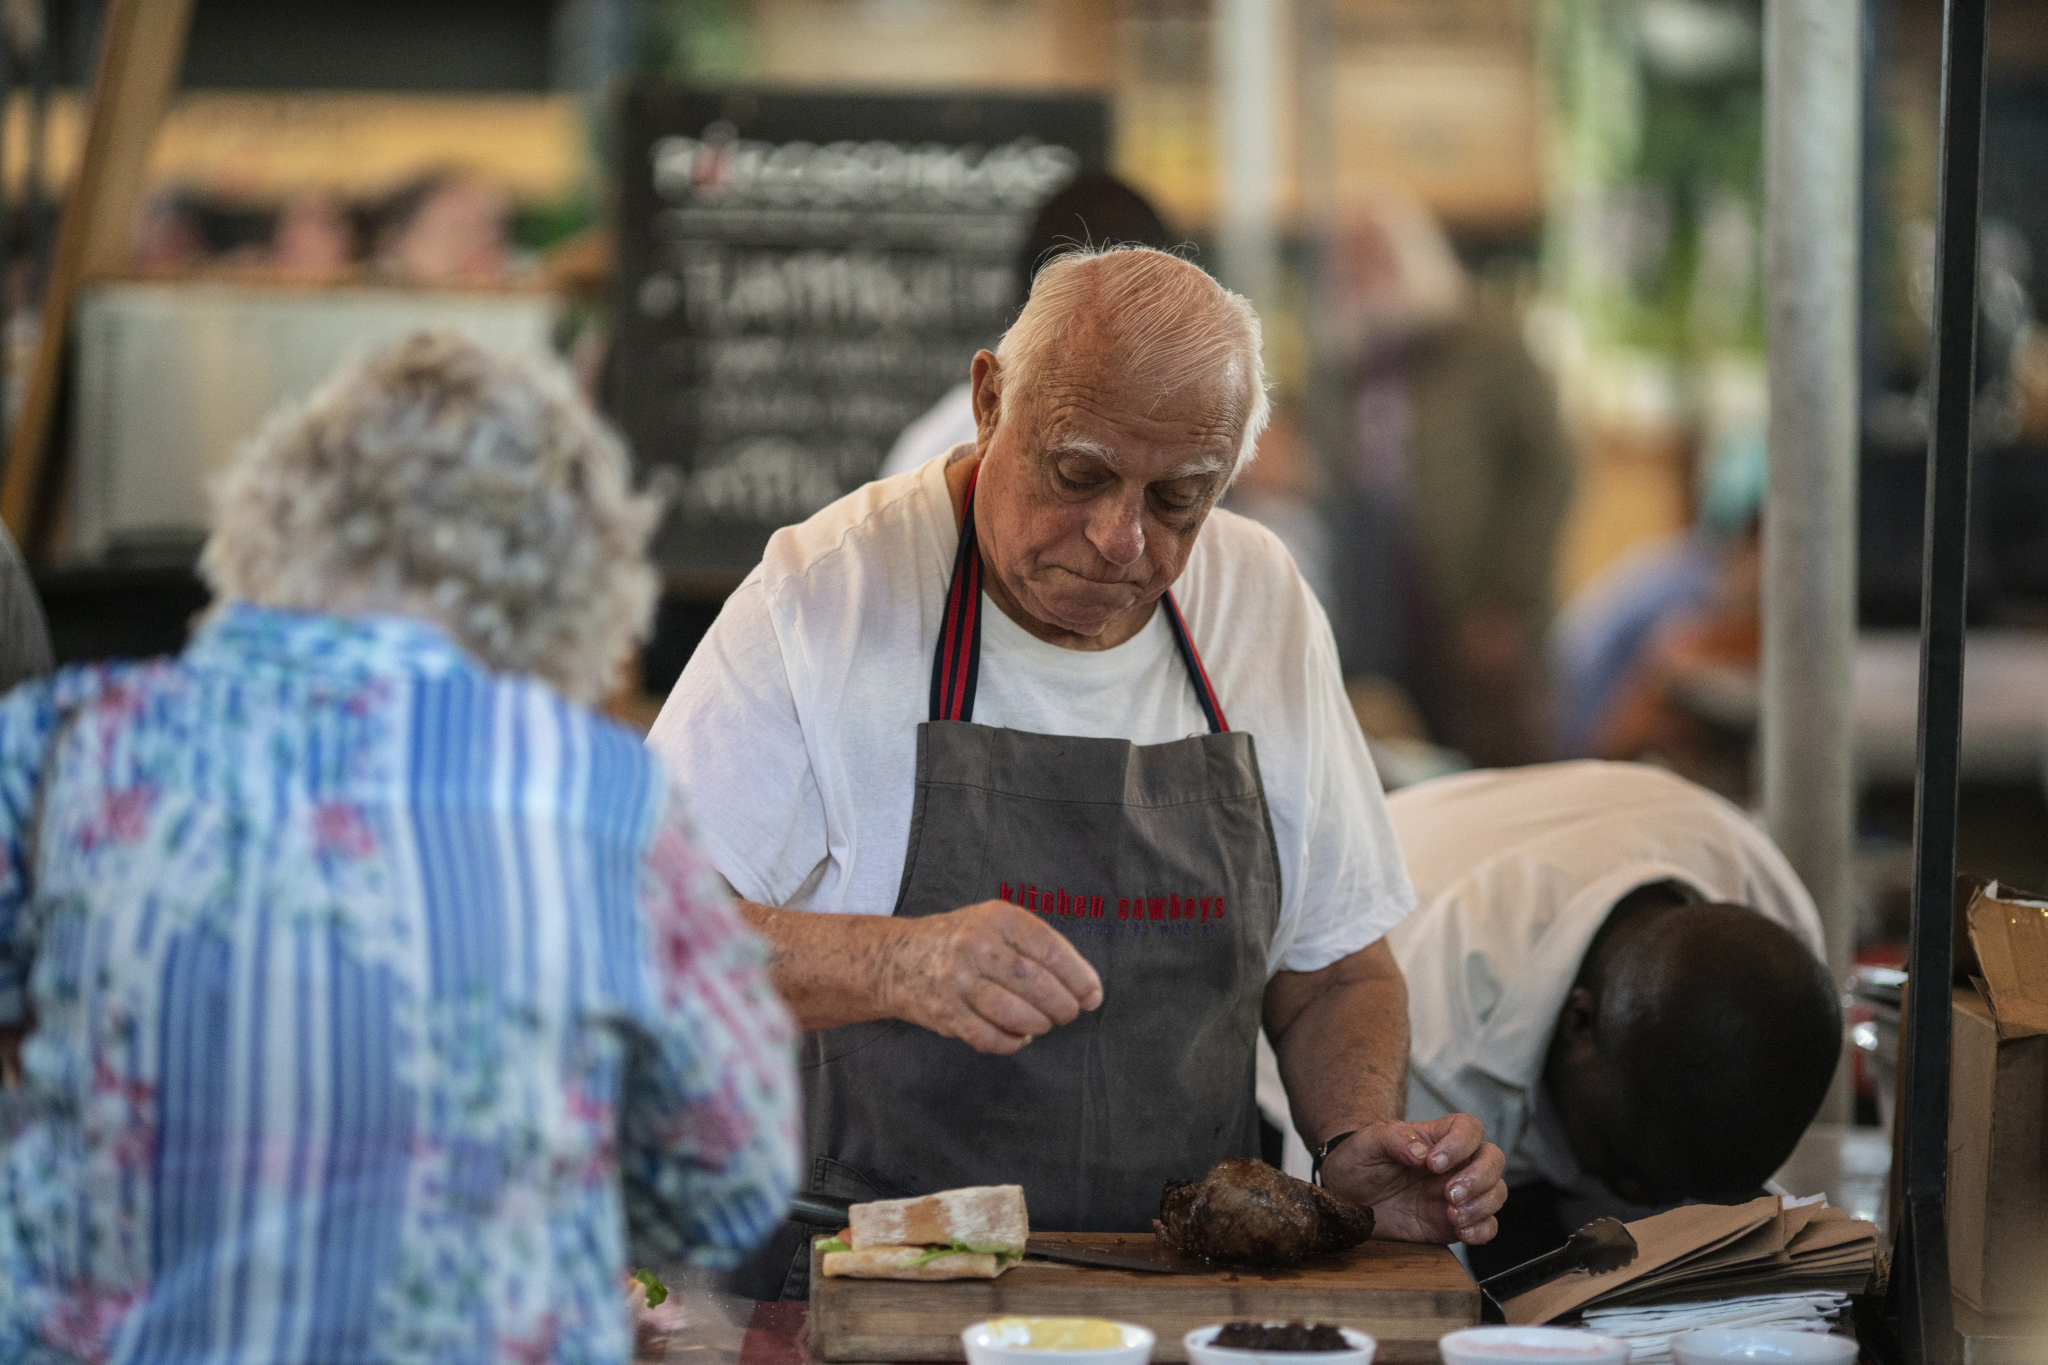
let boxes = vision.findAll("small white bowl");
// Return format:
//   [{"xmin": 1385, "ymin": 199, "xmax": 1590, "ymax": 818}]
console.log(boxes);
[
  {"xmin": 1670, "ymin": 1328, "xmax": 1859, "ymax": 1364},
  {"xmin": 1438, "ymin": 1324, "xmax": 1631, "ymax": 1364},
  {"xmin": 962, "ymin": 1317, "xmax": 1155, "ymax": 1365},
  {"xmin": 1184, "ymin": 1323, "xmax": 1375, "ymax": 1365}
]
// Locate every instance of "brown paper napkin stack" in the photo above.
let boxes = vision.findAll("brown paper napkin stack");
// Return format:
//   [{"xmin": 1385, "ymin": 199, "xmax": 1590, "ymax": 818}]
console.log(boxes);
[{"xmin": 1505, "ymin": 1196, "xmax": 1880, "ymax": 1326}]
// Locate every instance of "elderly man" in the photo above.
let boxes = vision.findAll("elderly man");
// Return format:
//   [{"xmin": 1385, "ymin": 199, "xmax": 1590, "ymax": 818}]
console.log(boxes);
[{"xmin": 651, "ymin": 246, "xmax": 1506, "ymax": 1298}]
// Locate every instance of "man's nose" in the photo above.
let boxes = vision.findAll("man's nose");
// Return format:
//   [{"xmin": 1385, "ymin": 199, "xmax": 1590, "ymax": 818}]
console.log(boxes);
[{"xmin": 1085, "ymin": 491, "xmax": 1146, "ymax": 568}]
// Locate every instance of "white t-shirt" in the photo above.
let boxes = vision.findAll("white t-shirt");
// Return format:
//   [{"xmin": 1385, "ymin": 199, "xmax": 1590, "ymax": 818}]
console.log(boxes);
[{"xmin": 648, "ymin": 453, "xmax": 1414, "ymax": 978}]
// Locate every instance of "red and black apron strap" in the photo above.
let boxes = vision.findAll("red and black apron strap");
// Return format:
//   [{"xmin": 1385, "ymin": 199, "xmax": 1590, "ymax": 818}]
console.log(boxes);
[
  {"xmin": 1160, "ymin": 590, "xmax": 1229, "ymax": 734},
  {"xmin": 929, "ymin": 465, "xmax": 1227, "ymax": 734},
  {"xmin": 930, "ymin": 465, "xmax": 985, "ymax": 722}
]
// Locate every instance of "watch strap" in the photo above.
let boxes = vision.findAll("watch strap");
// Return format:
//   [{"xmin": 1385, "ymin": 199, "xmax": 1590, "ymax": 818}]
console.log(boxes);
[{"xmin": 1310, "ymin": 1129, "xmax": 1359, "ymax": 1187}]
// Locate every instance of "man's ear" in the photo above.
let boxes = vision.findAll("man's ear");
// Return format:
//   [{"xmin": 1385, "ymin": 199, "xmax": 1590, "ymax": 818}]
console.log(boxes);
[{"xmin": 970, "ymin": 350, "xmax": 1003, "ymax": 446}]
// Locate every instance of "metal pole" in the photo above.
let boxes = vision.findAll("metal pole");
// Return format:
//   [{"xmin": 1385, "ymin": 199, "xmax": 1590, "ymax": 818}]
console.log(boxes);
[
  {"xmin": 1761, "ymin": 0, "xmax": 1861, "ymax": 1124},
  {"xmin": 1296, "ymin": 0, "xmax": 1343, "ymax": 478},
  {"xmin": 1895, "ymin": 0, "xmax": 1987, "ymax": 1360},
  {"xmin": 1213, "ymin": 0, "xmax": 1282, "ymax": 324}
]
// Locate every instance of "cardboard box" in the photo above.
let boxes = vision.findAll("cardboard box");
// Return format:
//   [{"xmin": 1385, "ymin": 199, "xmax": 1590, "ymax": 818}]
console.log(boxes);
[{"xmin": 1946, "ymin": 881, "xmax": 2048, "ymax": 1315}]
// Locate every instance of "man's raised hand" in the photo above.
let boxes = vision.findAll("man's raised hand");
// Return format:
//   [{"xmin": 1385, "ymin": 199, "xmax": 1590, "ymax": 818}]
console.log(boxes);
[{"xmin": 882, "ymin": 901, "xmax": 1104, "ymax": 1055}]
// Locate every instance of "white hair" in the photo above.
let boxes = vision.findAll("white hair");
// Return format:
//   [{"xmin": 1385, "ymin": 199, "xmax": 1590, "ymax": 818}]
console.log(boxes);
[
  {"xmin": 201, "ymin": 331, "xmax": 662, "ymax": 704},
  {"xmin": 993, "ymin": 245, "xmax": 1271, "ymax": 477}
]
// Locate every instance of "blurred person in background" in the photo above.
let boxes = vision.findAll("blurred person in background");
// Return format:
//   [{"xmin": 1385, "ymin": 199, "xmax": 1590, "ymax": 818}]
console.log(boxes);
[
  {"xmin": 1226, "ymin": 406, "xmax": 1333, "ymax": 612},
  {"xmin": 0, "ymin": 334, "xmax": 798, "ymax": 1362},
  {"xmin": 372, "ymin": 168, "xmax": 514, "ymax": 285},
  {"xmin": 1556, "ymin": 430, "xmax": 1763, "ymax": 796},
  {"xmin": 878, "ymin": 171, "xmax": 1177, "ymax": 480},
  {"xmin": 131, "ymin": 189, "xmax": 209, "ymax": 275},
  {"xmin": 267, "ymin": 190, "xmax": 360, "ymax": 280},
  {"xmin": 1319, "ymin": 192, "xmax": 1572, "ymax": 768}
]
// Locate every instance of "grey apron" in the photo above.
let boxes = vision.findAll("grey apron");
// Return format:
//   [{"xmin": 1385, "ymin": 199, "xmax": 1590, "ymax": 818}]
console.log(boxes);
[{"xmin": 732, "ymin": 468, "xmax": 1283, "ymax": 1298}]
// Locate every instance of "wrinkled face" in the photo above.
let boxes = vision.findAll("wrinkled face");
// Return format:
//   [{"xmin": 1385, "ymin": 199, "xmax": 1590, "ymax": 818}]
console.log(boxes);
[{"xmin": 971, "ymin": 332, "xmax": 1244, "ymax": 643}]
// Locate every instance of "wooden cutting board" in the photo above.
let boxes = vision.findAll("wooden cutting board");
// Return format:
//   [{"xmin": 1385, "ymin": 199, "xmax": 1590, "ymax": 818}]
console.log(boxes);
[{"xmin": 809, "ymin": 1233, "xmax": 1479, "ymax": 1365}]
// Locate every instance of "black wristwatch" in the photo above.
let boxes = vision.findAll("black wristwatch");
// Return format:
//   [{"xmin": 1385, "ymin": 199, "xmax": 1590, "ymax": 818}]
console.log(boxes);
[{"xmin": 1310, "ymin": 1129, "xmax": 1358, "ymax": 1187}]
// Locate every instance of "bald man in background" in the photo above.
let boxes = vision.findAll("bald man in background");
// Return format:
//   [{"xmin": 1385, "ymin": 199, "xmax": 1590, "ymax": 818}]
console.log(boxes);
[{"xmin": 1258, "ymin": 761, "xmax": 1840, "ymax": 1270}]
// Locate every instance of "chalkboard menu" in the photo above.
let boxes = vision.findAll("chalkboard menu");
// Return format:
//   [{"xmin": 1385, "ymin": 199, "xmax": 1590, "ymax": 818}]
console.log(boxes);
[{"xmin": 611, "ymin": 86, "xmax": 1110, "ymax": 577}]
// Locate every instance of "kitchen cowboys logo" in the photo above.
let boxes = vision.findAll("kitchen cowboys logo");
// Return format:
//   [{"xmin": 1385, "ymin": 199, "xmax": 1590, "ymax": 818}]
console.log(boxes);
[{"xmin": 998, "ymin": 882, "xmax": 1226, "ymax": 923}]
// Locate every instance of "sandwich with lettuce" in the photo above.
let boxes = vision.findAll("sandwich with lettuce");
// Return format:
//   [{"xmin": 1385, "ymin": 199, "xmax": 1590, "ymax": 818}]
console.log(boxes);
[{"xmin": 816, "ymin": 1184, "xmax": 1027, "ymax": 1280}]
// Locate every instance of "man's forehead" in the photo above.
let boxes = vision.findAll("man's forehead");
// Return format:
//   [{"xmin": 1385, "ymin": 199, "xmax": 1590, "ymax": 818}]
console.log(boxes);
[{"xmin": 1031, "ymin": 376, "xmax": 1241, "ymax": 476}]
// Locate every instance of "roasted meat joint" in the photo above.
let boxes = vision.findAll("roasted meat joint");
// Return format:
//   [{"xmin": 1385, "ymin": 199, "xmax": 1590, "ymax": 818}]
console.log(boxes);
[{"xmin": 1156, "ymin": 1160, "xmax": 1377, "ymax": 1268}]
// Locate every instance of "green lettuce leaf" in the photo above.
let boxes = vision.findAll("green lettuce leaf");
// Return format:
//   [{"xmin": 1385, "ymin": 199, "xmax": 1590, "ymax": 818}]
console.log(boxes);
[
  {"xmin": 630, "ymin": 1269, "xmax": 668, "ymax": 1307},
  {"xmin": 910, "ymin": 1241, "xmax": 1025, "ymax": 1266}
]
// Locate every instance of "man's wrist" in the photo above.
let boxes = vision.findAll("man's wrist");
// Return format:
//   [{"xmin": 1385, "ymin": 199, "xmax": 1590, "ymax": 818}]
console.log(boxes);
[
  {"xmin": 863, "ymin": 913, "xmax": 913, "ymax": 1021},
  {"xmin": 1309, "ymin": 1129, "xmax": 1359, "ymax": 1187}
]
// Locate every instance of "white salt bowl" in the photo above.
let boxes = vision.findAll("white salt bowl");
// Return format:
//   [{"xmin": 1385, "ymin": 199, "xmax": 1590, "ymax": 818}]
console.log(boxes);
[
  {"xmin": 1438, "ymin": 1324, "xmax": 1631, "ymax": 1364},
  {"xmin": 1670, "ymin": 1328, "xmax": 1859, "ymax": 1364}
]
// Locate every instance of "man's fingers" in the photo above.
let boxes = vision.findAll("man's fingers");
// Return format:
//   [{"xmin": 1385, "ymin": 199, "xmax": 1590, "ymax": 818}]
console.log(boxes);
[
  {"xmin": 975, "ymin": 937, "xmax": 1088, "ymax": 1026},
  {"xmin": 1449, "ymin": 1178, "xmax": 1515, "ymax": 1227},
  {"xmin": 1372, "ymin": 1122, "xmax": 1434, "ymax": 1168},
  {"xmin": 1456, "ymin": 1215, "xmax": 1499, "ymax": 1247},
  {"xmin": 962, "ymin": 1024, "xmax": 1035, "ymax": 1056},
  {"xmin": 942, "ymin": 1001, "xmax": 1036, "ymax": 1055},
  {"xmin": 964, "ymin": 976, "xmax": 1057, "ymax": 1038},
  {"xmin": 1445, "ymin": 1141, "xmax": 1507, "ymax": 1204},
  {"xmin": 1417, "ymin": 1112, "xmax": 1487, "ymax": 1174},
  {"xmin": 997, "ymin": 907, "xmax": 1104, "ymax": 1010}
]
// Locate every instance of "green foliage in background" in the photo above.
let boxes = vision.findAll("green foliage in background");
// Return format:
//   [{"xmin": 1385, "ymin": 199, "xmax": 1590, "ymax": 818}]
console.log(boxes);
[
  {"xmin": 512, "ymin": 198, "xmax": 599, "ymax": 252},
  {"xmin": 642, "ymin": 0, "xmax": 758, "ymax": 82},
  {"xmin": 1541, "ymin": 0, "xmax": 1767, "ymax": 360},
  {"xmin": 1627, "ymin": 71, "xmax": 1764, "ymax": 353}
]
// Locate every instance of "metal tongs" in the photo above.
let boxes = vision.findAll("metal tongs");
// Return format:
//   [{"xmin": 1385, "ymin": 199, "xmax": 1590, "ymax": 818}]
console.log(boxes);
[{"xmin": 1477, "ymin": 1217, "xmax": 1639, "ymax": 1321}]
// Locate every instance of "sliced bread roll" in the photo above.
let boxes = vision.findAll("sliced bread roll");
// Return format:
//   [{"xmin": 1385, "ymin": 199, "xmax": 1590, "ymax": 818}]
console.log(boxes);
[
  {"xmin": 847, "ymin": 1184, "xmax": 1028, "ymax": 1252},
  {"xmin": 820, "ymin": 1246, "xmax": 1009, "ymax": 1280}
]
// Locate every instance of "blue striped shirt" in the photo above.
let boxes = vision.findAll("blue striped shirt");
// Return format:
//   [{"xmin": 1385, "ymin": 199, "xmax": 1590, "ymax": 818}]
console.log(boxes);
[{"xmin": 0, "ymin": 605, "xmax": 799, "ymax": 1363}]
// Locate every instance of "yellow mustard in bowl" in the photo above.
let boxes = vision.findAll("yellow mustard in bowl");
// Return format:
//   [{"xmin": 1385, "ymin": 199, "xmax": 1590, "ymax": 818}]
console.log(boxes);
[{"xmin": 986, "ymin": 1317, "xmax": 1128, "ymax": 1350}]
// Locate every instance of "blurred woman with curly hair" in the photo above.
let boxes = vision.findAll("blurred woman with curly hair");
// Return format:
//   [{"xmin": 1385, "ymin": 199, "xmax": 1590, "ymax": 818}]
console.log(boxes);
[{"xmin": 0, "ymin": 332, "xmax": 798, "ymax": 1363}]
